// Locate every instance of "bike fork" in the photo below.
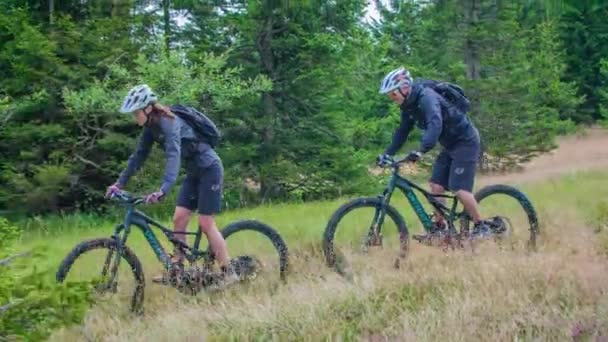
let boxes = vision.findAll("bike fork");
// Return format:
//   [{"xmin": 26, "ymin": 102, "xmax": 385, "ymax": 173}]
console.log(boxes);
[
  {"xmin": 104, "ymin": 225, "xmax": 130, "ymax": 291},
  {"xmin": 363, "ymin": 196, "xmax": 390, "ymax": 249}
]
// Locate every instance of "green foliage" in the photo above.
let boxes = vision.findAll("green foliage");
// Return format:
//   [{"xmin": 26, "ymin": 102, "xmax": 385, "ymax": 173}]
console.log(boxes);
[
  {"xmin": 521, "ymin": 0, "xmax": 608, "ymax": 122},
  {"xmin": 0, "ymin": 96, "xmax": 11, "ymax": 137},
  {"xmin": 0, "ymin": 217, "xmax": 93, "ymax": 340},
  {"xmin": 472, "ymin": 16, "xmax": 580, "ymax": 168},
  {"xmin": 1, "ymin": 0, "xmax": 607, "ymax": 215},
  {"xmin": 0, "ymin": 217, "xmax": 20, "ymax": 253},
  {"xmin": 376, "ymin": 1, "xmax": 580, "ymax": 170},
  {"xmin": 599, "ymin": 59, "xmax": 608, "ymax": 127},
  {"xmin": 62, "ymin": 46, "xmax": 271, "ymax": 116},
  {"xmin": 0, "ymin": 8, "xmax": 64, "ymax": 96},
  {"xmin": 590, "ymin": 201, "xmax": 608, "ymax": 232},
  {"xmin": 60, "ymin": 45, "xmax": 271, "ymax": 210},
  {"xmin": 202, "ymin": 0, "xmax": 381, "ymax": 204},
  {"xmin": 589, "ymin": 201, "xmax": 608, "ymax": 256},
  {"xmin": 555, "ymin": 1, "xmax": 608, "ymax": 123},
  {"xmin": 1, "ymin": 163, "xmax": 71, "ymax": 212}
]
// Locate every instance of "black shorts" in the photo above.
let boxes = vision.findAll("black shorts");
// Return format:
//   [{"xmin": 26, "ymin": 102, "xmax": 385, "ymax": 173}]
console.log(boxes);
[
  {"xmin": 429, "ymin": 139, "xmax": 480, "ymax": 193},
  {"xmin": 176, "ymin": 161, "xmax": 224, "ymax": 215}
]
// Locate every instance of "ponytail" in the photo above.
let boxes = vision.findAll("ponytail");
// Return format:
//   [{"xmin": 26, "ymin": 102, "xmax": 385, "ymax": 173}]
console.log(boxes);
[{"xmin": 152, "ymin": 102, "xmax": 175, "ymax": 119}]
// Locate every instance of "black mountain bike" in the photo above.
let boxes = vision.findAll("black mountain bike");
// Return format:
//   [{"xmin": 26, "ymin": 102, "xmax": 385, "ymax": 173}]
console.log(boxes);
[
  {"xmin": 323, "ymin": 155, "xmax": 539, "ymax": 273},
  {"xmin": 56, "ymin": 190, "xmax": 289, "ymax": 314}
]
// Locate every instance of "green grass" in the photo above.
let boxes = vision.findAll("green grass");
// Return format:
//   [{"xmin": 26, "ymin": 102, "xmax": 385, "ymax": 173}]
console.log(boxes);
[{"xmin": 13, "ymin": 169, "xmax": 608, "ymax": 340}]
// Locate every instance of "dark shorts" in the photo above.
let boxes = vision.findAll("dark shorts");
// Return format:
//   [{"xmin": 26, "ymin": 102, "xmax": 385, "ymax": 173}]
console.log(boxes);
[
  {"xmin": 176, "ymin": 160, "xmax": 224, "ymax": 215},
  {"xmin": 430, "ymin": 138, "xmax": 481, "ymax": 193}
]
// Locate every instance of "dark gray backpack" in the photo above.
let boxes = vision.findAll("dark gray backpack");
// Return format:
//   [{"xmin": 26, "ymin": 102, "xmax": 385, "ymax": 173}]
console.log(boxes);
[
  {"xmin": 171, "ymin": 104, "xmax": 221, "ymax": 148},
  {"xmin": 416, "ymin": 78, "xmax": 470, "ymax": 113}
]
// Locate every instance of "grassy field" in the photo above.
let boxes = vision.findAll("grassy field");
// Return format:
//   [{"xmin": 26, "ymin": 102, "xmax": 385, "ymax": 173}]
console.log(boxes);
[{"xmin": 19, "ymin": 169, "xmax": 608, "ymax": 341}]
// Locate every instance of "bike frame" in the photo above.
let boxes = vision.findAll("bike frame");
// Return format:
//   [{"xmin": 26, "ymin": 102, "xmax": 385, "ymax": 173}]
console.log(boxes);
[
  {"xmin": 110, "ymin": 201, "xmax": 210, "ymax": 272},
  {"xmin": 378, "ymin": 164, "xmax": 470, "ymax": 234}
]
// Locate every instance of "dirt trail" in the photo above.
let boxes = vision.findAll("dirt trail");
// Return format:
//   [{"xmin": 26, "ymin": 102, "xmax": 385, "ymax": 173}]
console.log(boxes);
[{"xmin": 478, "ymin": 127, "xmax": 608, "ymax": 186}]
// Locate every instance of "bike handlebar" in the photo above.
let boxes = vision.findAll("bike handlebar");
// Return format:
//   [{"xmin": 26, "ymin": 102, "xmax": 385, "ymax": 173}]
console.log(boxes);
[
  {"xmin": 108, "ymin": 190, "xmax": 146, "ymax": 205},
  {"xmin": 380, "ymin": 155, "xmax": 416, "ymax": 169}
]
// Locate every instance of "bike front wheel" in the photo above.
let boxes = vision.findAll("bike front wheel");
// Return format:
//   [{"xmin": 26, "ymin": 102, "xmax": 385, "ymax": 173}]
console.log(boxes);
[
  {"xmin": 56, "ymin": 238, "xmax": 145, "ymax": 314},
  {"xmin": 323, "ymin": 197, "xmax": 409, "ymax": 276}
]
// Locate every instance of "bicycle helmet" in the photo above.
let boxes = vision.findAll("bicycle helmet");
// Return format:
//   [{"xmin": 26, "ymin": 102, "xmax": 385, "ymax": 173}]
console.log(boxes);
[
  {"xmin": 119, "ymin": 84, "xmax": 158, "ymax": 113},
  {"xmin": 379, "ymin": 67, "xmax": 413, "ymax": 94}
]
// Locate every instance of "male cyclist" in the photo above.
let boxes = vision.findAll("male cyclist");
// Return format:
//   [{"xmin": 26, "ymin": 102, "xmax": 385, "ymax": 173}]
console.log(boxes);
[{"xmin": 376, "ymin": 67, "xmax": 496, "ymax": 240}]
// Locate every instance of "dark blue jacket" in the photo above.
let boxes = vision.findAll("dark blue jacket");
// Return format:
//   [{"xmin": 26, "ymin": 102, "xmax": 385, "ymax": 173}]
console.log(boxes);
[
  {"xmin": 117, "ymin": 109, "xmax": 220, "ymax": 194},
  {"xmin": 384, "ymin": 80, "xmax": 478, "ymax": 156}
]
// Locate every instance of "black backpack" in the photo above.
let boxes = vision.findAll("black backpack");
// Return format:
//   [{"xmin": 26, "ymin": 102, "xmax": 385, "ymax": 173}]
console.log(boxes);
[
  {"xmin": 416, "ymin": 78, "xmax": 470, "ymax": 113},
  {"xmin": 171, "ymin": 104, "xmax": 221, "ymax": 148}
]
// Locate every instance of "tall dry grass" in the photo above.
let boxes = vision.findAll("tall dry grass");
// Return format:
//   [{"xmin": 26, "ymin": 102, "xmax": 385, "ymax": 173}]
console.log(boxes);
[{"xmin": 40, "ymin": 170, "xmax": 608, "ymax": 341}]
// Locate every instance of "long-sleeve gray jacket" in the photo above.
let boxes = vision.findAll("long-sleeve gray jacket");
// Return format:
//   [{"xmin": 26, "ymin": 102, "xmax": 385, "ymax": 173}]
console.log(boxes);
[{"xmin": 117, "ymin": 111, "xmax": 219, "ymax": 194}]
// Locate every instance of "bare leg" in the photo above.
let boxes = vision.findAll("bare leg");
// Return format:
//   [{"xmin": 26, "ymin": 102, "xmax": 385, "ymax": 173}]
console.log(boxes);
[
  {"xmin": 152, "ymin": 206, "xmax": 193, "ymax": 282},
  {"xmin": 172, "ymin": 206, "xmax": 193, "ymax": 260},
  {"xmin": 199, "ymin": 215, "xmax": 240, "ymax": 291},
  {"xmin": 455, "ymin": 190, "xmax": 482, "ymax": 223},
  {"xmin": 198, "ymin": 214, "xmax": 230, "ymax": 267},
  {"xmin": 429, "ymin": 182, "xmax": 447, "ymax": 225}
]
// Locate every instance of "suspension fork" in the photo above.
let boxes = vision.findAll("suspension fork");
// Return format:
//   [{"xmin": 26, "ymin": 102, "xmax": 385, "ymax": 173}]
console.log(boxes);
[
  {"xmin": 100, "ymin": 224, "xmax": 124, "ymax": 279},
  {"xmin": 375, "ymin": 186, "xmax": 394, "ymax": 226},
  {"xmin": 103, "ymin": 212, "xmax": 133, "ymax": 288},
  {"xmin": 365, "ymin": 179, "xmax": 397, "ymax": 246}
]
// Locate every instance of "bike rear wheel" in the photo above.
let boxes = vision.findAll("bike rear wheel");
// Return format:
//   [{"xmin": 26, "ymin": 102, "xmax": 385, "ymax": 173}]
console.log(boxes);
[
  {"xmin": 207, "ymin": 220, "xmax": 289, "ymax": 282},
  {"xmin": 323, "ymin": 197, "xmax": 409, "ymax": 276},
  {"xmin": 56, "ymin": 238, "xmax": 145, "ymax": 314},
  {"xmin": 461, "ymin": 184, "xmax": 539, "ymax": 252}
]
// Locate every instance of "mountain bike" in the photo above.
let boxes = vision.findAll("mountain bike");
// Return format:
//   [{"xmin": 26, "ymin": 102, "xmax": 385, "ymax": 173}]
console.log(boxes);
[
  {"xmin": 55, "ymin": 190, "xmax": 289, "ymax": 314},
  {"xmin": 322, "ymin": 155, "xmax": 539, "ymax": 273}
]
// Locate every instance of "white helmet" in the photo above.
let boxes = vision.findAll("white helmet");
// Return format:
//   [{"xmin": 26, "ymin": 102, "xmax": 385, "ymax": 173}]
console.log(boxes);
[
  {"xmin": 119, "ymin": 84, "xmax": 158, "ymax": 113},
  {"xmin": 379, "ymin": 67, "xmax": 413, "ymax": 94}
]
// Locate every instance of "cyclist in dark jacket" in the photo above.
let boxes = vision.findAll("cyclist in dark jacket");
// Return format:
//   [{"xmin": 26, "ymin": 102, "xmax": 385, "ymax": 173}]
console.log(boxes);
[
  {"xmin": 377, "ymin": 67, "xmax": 495, "ymax": 240},
  {"xmin": 105, "ymin": 84, "xmax": 237, "ymax": 289}
]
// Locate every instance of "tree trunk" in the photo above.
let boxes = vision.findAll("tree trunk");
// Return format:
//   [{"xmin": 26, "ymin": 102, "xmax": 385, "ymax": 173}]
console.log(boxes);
[
  {"xmin": 111, "ymin": 0, "xmax": 119, "ymax": 18},
  {"xmin": 257, "ymin": 15, "xmax": 279, "ymax": 146},
  {"xmin": 49, "ymin": 0, "xmax": 54, "ymax": 25},
  {"xmin": 256, "ymin": 15, "xmax": 281, "ymax": 200},
  {"xmin": 463, "ymin": 0, "xmax": 481, "ymax": 82},
  {"xmin": 462, "ymin": 0, "xmax": 485, "ymax": 169},
  {"xmin": 110, "ymin": 0, "xmax": 132, "ymax": 19},
  {"xmin": 162, "ymin": 0, "xmax": 171, "ymax": 53}
]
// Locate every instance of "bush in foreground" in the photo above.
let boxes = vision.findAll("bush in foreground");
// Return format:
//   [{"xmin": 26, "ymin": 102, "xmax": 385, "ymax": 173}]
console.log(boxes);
[{"xmin": 0, "ymin": 217, "xmax": 93, "ymax": 341}]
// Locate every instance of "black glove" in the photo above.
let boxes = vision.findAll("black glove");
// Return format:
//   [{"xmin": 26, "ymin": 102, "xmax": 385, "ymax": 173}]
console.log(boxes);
[
  {"xmin": 376, "ymin": 153, "xmax": 394, "ymax": 167},
  {"xmin": 405, "ymin": 150, "xmax": 423, "ymax": 162}
]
